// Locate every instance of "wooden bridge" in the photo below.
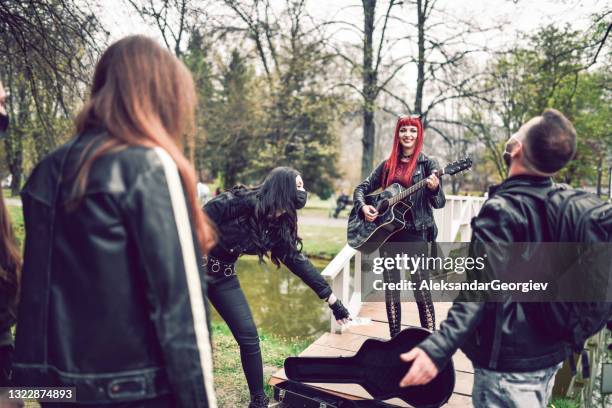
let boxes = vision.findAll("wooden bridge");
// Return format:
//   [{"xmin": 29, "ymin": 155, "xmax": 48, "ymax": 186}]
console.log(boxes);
[
  {"xmin": 269, "ymin": 196, "xmax": 486, "ymax": 407},
  {"xmin": 269, "ymin": 302, "xmax": 474, "ymax": 407}
]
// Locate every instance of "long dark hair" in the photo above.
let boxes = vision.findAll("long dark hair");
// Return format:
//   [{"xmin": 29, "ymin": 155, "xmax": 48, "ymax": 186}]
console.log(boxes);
[
  {"xmin": 231, "ymin": 167, "xmax": 303, "ymax": 267},
  {"xmin": 73, "ymin": 35, "xmax": 215, "ymax": 252}
]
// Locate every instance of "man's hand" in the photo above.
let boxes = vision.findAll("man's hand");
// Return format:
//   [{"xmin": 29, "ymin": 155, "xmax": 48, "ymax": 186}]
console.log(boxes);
[
  {"xmin": 399, "ymin": 347, "xmax": 439, "ymax": 387},
  {"xmin": 361, "ymin": 205, "xmax": 379, "ymax": 222},
  {"xmin": 425, "ymin": 171, "xmax": 440, "ymax": 192}
]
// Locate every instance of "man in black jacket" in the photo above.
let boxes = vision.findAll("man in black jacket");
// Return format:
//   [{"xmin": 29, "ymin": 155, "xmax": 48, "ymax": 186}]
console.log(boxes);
[{"xmin": 399, "ymin": 109, "xmax": 578, "ymax": 407}]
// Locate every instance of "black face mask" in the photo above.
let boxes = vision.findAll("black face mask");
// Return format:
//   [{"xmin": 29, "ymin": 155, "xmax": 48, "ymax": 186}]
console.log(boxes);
[
  {"xmin": 0, "ymin": 113, "xmax": 8, "ymax": 134},
  {"xmin": 296, "ymin": 190, "xmax": 308, "ymax": 209}
]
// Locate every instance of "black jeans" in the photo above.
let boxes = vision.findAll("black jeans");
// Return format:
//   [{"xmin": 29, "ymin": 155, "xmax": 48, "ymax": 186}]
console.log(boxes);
[
  {"xmin": 207, "ymin": 274, "xmax": 264, "ymax": 399},
  {"xmin": 380, "ymin": 228, "xmax": 436, "ymax": 337}
]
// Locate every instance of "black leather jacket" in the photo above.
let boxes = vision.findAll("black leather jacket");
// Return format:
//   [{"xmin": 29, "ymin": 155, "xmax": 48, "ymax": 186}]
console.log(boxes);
[
  {"xmin": 13, "ymin": 129, "xmax": 217, "ymax": 406},
  {"xmin": 204, "ymin": 192, "xmax": 333, "ymax": 300},
  {"xmin": 418, "ymin": 175, "xmax": 570, "ymax": 372},
  {"xmin": 353, "ymin": 153, "xmax": 446, "ymax": 232}
]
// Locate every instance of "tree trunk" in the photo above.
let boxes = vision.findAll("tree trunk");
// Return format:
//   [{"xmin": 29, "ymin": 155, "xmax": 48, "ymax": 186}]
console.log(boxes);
[
  {"xmin": 362, "ymin": 110, "xmax": 376, "ymax": 179},
  {"xmin": 596, "ymin": 156, "xmax": 603, "ymax": 197},
  {"xmin": 5, "ymin": 134, "xmax": 23, "ymax": 197},
  {"xmin": 361, "ymin": 0, "xmax": 377, "ymax": 179},
  {"xmin": 9, "ymin": 165, "xmax": 22, "ymax": 197},
  {"xmin": 414, "ymin": 0, "xmax": 426, "ymax": 116}
]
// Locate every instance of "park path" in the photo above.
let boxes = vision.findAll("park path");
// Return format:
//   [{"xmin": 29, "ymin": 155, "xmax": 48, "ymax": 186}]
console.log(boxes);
[{"xmin": 299, "ymin": 214, "xmax": 347, "ymax": 228}]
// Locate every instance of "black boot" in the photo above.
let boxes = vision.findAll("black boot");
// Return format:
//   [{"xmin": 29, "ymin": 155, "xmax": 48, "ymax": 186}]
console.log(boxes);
[{"xmin": 248, "ymin": 394, "xmax": 269, "ymax": 408}]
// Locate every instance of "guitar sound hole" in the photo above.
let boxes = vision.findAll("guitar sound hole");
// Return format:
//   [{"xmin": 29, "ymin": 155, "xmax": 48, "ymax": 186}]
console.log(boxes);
[{"xmin": 377, "ymin": 200, "xmax": 389, "ymax": 215}]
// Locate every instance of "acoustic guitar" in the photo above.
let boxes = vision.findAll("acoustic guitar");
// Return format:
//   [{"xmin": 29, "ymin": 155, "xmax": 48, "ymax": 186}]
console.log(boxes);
[{"xmin": 347, "ymin": 158, "xmax": 472, "ymax": 253}]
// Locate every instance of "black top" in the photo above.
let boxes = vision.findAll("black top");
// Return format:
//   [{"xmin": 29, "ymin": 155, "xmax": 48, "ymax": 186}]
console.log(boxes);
[
  {"xmin": 204, "ymin": 192, "xmax": 333, "ymax": 300},
  {"xmin": 417, "ymin": 174, "xmax": 570, "ymax": 372},
  {"xmin": 15, "ymin": 129, "xmax": 216, "ymax": 406},
  {"xmin": 353, "ymin": 152, "xmax": 446, "ymax": 231}
]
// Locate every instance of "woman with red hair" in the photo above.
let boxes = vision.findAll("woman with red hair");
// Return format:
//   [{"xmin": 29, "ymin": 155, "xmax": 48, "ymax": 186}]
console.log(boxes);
[{"xmin": 353, "ymin": 115, "xmax": 445, "ymax": 338}]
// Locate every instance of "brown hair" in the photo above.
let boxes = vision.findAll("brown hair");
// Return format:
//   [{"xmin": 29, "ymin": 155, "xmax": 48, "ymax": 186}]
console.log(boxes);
[
  {"xmin": 524, "ymin": 108, "xmax": 577, "ymax": 174},
  {"xmin": 73, "ymin": 35, "xmax": 215, "ymax": 252},
  {"xmin": 0, "ymin": 194, "xmax": 21, "ymax": 314}
]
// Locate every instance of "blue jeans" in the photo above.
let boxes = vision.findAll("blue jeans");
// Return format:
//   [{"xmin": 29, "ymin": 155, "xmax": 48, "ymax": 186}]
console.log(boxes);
[{"xmin": 472, "ymin": 363, "xmax": 563, "ymax": 408}]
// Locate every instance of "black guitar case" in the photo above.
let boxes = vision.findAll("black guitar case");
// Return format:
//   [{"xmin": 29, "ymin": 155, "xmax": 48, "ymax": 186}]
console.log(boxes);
[
  {"xmin": 284, "ymin": 328, "xmax": 455, "ymax": 408},
  {"xmin": 273, "ymin": 380, "xmax": 398, "ymax": 407}
]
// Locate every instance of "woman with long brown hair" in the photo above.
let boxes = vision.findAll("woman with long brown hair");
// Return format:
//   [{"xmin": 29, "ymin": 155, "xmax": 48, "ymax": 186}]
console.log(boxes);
[
  {"xmin": 353, "ymin": 115, "xmax": 445, "ymax": 338},
  {"xmin": 0, "ymin": 79, "xmax": 21, "ymax": 387},
  {"xmin": 13, "ymin": 36, "xmax": 217, "ymax": 407}
]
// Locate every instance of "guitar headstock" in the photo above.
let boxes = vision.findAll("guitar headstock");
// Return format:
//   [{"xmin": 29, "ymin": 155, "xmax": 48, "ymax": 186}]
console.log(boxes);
[{"xmin": 441, "ymin": 157, "xmax": 472, "ymax": 176}]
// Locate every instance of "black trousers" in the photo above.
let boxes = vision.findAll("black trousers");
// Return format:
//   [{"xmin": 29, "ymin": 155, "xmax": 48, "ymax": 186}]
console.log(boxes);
[
  {"xmin": 207, "ymin": 274, "xmax": 264, "ymax": 399},
  {"xmin": 379, "ymin": 228, "xmax": 436, "ymax": 337}
]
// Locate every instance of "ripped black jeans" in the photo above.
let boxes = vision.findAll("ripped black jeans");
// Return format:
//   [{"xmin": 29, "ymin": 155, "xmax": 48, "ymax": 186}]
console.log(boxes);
[
  {"xmin": 379, "ymin": 228, "xmax": 436, "ymax": 337},
  {"xmin": 207, "ymin": 274, "xmax": 265, "ymax": 399}
]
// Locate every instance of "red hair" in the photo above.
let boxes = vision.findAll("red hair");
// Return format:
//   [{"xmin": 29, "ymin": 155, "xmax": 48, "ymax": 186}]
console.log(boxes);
[{"xmin": 381, "ymin": 116, "xmax": 424, "ymax": 188}]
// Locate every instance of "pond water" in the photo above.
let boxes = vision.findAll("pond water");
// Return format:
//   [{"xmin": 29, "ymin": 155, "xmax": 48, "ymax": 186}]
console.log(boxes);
[{"xmin": 209, "ymin": 256, "xmax": 331, "ymax": 340}]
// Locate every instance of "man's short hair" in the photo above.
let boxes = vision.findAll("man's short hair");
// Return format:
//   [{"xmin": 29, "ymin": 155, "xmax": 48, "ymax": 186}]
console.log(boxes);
[{"xmin": 524, "ymin": 108, "xmax": 577, "ymax": 174}]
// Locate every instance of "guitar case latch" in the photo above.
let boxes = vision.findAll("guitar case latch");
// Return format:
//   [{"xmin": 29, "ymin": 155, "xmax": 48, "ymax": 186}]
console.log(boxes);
[
  {"xmin": 319, "ymin": 403, "xmax": 328, "ymax": 408},
  {"xmin": 278, "ymin": 389, "xmax": 285, "ymax": 401}
]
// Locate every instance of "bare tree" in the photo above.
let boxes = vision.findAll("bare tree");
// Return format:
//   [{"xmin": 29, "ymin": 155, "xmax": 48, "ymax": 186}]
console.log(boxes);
[
  {"xmin": 125, "ymin": 0, "xmax": 214, "ymax": 57},
  {"xmin": 0, "ymin": 0, "xmax": 105, "ymax": 192},
  {"xmin": 327, "ymin": 0, "xmax": 500, "ymax": 178}
]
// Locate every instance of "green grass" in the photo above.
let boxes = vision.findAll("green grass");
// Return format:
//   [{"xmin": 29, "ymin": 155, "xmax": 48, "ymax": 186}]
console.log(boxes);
[
  {"xmin": 549, "ymin": 398, "xmax": 580, "ymax": 408},
  {"xmin": 299, "ymin": 224, "xmax": 346, "ymax": 259},
  {"xmin": 303, "ymin": 195, "xmax": 335, "ymax": 209},
  {"xmin": 211, "ymin": 321, "xmax": 311, "ymax": 406},
  {"xmin": 7, "ymin": 204, "xmax": 24, "ymax": 248}
]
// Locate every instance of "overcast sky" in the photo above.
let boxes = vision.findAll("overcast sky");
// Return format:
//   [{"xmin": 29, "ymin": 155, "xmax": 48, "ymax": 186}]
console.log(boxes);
[
  {"xmin": 98, "ymin": 0, "xmax": 607, "ymax": 46},
  {"xmin": 93, "ymin": 0, "xmax": 608, "ymax": 111}
]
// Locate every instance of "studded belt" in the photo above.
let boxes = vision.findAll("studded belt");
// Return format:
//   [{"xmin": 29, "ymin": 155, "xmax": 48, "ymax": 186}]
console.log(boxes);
[{"xmin": 202, "ymin": 255, "xmax": 237, "ymax": 277}]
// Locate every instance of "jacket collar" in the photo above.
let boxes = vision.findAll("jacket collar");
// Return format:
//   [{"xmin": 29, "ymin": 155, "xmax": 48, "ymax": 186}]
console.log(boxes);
[
  {"xmin": 417, "ymin": 152, "xmax": 428, "ymax": 163},
  {"xmin": 488, "ymin": 174, "xmax": 553, "ymax": 197}
]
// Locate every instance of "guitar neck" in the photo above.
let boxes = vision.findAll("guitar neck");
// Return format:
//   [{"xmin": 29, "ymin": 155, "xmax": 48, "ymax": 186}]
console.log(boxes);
[
  {"xmin": 389, "ymin": 169, "xmax": 446, "ymax": 205},
  {"xmin": 285, "ymin": 356, "xmax": 362, "ymax": 384}
]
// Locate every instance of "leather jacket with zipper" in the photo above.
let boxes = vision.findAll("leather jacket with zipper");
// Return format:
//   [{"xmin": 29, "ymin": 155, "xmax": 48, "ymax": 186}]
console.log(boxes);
[
  {"xmin": 418, "ymin": 175, "xmax": 570, "ymax": 372},
  {"xmin": 204, "ymin": 191, "xmax": 333, "ymax": 300},
  {"xmin": 353, "ymin": 153, "xmax": 446, "ymax": 234},
  {"xmin": 13, "ymin": 129, "xmax": 217, "ymax": 407}
]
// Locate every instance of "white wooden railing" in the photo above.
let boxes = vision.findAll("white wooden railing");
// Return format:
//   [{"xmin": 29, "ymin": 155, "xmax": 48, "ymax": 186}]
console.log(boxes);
[{"xmin": 321, "ymin": 195, "xmax": 486, "ymax": 333}]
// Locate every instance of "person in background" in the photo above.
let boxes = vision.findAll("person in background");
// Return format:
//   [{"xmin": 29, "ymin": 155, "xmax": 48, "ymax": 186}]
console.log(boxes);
[
  {"xmin": 197, "ymin": 180, "xmax": 211, "ymax": 204},
  {"xmin": 0, "ymin": 79, "xmax": 21, "ymax": 387},
  {"xmin": 333, "ymin": 191, "xmax": 352, "ymax": 218},
  {"xmin": 12, "ymin": 36, "xmax": 217, "ymax": 407}
]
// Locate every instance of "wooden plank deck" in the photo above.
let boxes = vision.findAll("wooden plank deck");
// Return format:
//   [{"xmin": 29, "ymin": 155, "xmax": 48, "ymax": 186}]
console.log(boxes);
[{"xmin": 269, "ymin": 302, "xmax": 474, "ymax": 407}]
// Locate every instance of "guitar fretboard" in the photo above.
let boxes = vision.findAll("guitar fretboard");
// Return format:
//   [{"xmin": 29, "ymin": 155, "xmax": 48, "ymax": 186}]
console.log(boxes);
[{"xmin": 388, "ymin": 169, "xmax": 446, "ymax": 205}]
